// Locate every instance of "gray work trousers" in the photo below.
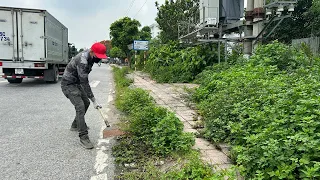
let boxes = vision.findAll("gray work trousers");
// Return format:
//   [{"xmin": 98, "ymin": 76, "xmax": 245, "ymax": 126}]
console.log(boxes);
[{"xmin": 61, "ymin": 84, "xmax": 90, "ymax": 137}]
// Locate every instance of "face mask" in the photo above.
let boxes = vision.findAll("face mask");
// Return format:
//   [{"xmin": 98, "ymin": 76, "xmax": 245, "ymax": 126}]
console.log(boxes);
[{"xmin": 92, "ymin": 57, "xmax": 101, "ymax": 63}]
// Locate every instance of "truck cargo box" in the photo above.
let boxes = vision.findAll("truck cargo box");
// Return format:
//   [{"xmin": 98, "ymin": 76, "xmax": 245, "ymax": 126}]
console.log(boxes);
[{"xmin": 0, "ymin": 6, "xmax": 68, "ymax": 64}]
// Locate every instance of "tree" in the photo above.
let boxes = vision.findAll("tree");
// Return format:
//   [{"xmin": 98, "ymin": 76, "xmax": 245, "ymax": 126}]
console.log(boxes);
[
  {"xmin": 78, "ymin": 48, "xmax": 84, "ymax": 53},
  {"xmin": 307, "ymin": 0, "xmax": 320, "ymax": 36},
  {"xmin": 110, "ymin": 17, "xmax": 141, "ymax": 57},
  {"xmin": 109, "ymin": 47, "xmax": 126, "ymax": 59},
  {"xmin": 155, "ymin": 0, "xmax": 199, "ymax": 43},
  {"xmin": 139, "ymin": 26, "xmax": 152, "ymax": 40},
  {"xmin": 68, "ymin": 44, "xmax": 78, "ymax": 59},
  {"xmin": 266, "ymin": 0, "xmax": 320, "ymax": 43}
]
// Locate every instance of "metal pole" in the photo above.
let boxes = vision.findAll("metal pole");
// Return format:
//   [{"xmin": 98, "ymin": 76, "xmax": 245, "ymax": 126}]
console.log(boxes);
[
  {"xmin": 218, "ymin": 41, "xmax": 220, "ymax": 64},
  {"xmin": 225, "ymin": 40, "xmax": 227, "ymax": 62},
  {"xmin": 218, "ymin": 25, "xmax": 222, "ymax": 63},
  {"xmin": 134, "ymin": 50, "xmax": 137, "ymax": 71},
  {"xmin": 244, "ymin": 0, "xmax": 254, "ymax": 58},
  {"xmin": 253, "ymin": 0, "xmax": 265, "ymax": 49},
  {"xmin": 203, "ymin": 6, "xmax": 205, "ymax": 25},
  {"xmin": 144, "ymin": 51, "xmax": 146, "ymax": 66}
]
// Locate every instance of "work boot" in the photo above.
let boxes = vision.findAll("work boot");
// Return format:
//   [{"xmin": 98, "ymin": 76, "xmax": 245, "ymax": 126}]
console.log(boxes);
[
  {"xmin": 79, "ymin": 135, "xmax": 94, "ymax": 149},
  {"xmin": 70, "ymin": 125, "xmax": 90, "ymax": 131},
  {"xmin": 70, "ymin": 125, "xmax": 78, "ymax": 131}
]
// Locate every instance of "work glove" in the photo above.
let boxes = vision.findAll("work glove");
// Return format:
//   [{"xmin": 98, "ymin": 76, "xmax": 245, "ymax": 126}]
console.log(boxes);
[{"xmin": 90, "ymin": 97, "xmax": 102, "ymax": 109}]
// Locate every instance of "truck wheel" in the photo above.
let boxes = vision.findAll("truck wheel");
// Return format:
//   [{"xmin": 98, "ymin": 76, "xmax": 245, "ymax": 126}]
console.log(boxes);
[
  {"xmin": 7, "ymin": 78, "xmax": 23, "ymax": 83},
  {"xmin": 53, "ymin": 66, "xmax": 59, "ymax": 83},
  {"xmin": 45, "ymin": 65, "xmax": 59, "ymax": 83}
]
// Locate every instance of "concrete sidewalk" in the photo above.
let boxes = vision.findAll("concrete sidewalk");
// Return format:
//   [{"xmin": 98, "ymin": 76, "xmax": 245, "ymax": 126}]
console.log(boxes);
[{"xmin": 132, "ymin": 71, "xmax": 232, "ymax": 171}]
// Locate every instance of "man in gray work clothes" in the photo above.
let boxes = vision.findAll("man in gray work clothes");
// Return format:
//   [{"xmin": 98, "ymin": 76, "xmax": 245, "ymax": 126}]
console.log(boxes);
[{"xmin": 61, "ymin": 42, "xmax": 107, "ymax": 149}]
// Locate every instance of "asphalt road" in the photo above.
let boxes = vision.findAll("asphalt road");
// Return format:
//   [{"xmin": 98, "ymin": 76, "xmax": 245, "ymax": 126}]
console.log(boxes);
[{"xmin": 0, "ymin": 63, "xmax": 116, "ymax": 180}]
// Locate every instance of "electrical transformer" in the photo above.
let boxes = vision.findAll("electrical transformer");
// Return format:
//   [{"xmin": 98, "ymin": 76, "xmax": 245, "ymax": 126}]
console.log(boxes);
[{"xmin": 199, "ymin": 0, "xmax": 244, "ymax": 26}]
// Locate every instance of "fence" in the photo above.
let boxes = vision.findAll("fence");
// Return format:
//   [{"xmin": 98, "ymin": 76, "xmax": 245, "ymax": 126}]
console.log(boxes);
[{"xmin": 292, "ymin": 36, "xmax": 320, "ymax": 55}]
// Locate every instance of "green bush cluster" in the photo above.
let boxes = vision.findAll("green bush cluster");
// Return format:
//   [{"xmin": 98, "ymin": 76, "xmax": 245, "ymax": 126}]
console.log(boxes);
[
  {"xmin": 113, "ymin": 67, "xmax": 132, "ymax": 90},
  {"xmin": 145, "ymin": 42, "xmax": 219, "ymax": 83},
  {"xmin": 192, "ymin": 41, "xmax": 320, "ymax": 179},
  {"xmin": 116, "ymin": 88, "xmax": 195, "ymax": 157},
  {"xmin": 112, "ymin": 67, "xmax": 195, "ymax": 164}
]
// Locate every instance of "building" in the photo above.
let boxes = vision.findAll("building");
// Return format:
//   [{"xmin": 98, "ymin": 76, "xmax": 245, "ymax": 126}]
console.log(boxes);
[{"xmin": 149, "ymin": 23, "xmax": 161, "ymax": 39}]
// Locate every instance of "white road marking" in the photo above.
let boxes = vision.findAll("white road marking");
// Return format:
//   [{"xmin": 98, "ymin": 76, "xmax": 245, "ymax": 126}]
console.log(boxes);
[
  {"xmin": 90, "ymin": 80, "xmax": 100, "ymax": 88},
  {"xmin": 90, "ymin": 174, "xmax": 108, "ymax": 180},
  {"xmin": 108, "ymin": 95, "xmax": 113, "ymax": 103},
  {"xmin": 0, "ymin": 81, "xmax": 7, "ymax": 84},
  {"xmin": 91, "ymin": 95, "xmax": 112, "ymax": 180},
  {"xmin": 94, "ymin": 145, "xmax": 109, "ymax": 173}
]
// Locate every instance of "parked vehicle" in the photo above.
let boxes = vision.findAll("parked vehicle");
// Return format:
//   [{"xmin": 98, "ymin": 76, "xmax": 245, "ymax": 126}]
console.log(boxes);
[
  {"xmin": 0, "ymin": 6, "xmax": 70, "ymax": 83},
  {"xmin": 101, "ymin": 58, "xmax": 109, "ymax": 64}
]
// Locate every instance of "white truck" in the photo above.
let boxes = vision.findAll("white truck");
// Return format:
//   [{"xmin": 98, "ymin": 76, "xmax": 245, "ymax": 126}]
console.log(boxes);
[{"xmin": 0, "ymin": 6, "xmax": 70, "ymax": 83}]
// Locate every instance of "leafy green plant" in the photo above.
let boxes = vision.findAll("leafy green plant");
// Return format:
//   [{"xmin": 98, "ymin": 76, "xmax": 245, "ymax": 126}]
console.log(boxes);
[
  {"xmin": 191, "ymin": 41, "xmax": 320, "ymax": 179},
  {"xmin": 112, "ymin": 66, "xmax": 195, "ymax": 164},
  {"xmin": 145, "ymin": 42, "xmax": 219, "ymax": 83},
  {"xmin": 113, "ymin": 67, "xmax": 132, "ymax": 89},
  {"xmin": 116, "ymin": 88, "xmax": 154, "ymax": 114},
  {"xmin": 151, "ymin": 113, "xmax": 195, "ymax": 156},
  {"xmin": 127, "ymin": 105, "xmax": 167, "ymax": 140}
]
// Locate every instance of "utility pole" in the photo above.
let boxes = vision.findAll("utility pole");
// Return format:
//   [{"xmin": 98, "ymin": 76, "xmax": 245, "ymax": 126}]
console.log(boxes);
[
  {"xmin": 218, "ymin": 25, "xmax": 222, "ymax": 63},
  {"xmin": 253, "ymin": 0, "xmax": 265, "ymax": 49},
  {"xmin": 244, "ymin": 0, "xmax": 254, "ymax": 58}
]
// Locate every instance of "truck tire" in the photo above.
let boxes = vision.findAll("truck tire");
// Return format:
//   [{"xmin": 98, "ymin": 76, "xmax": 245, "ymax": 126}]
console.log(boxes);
[
  {"xmin": 53, "ymin": 66, "xmax": 59, "ymax": 83},
  {"xmin": 45, "ymin": 65, "xmax": 59, "ymax": 83},
  {"xmin": 7, "ymin": 78, "xmax": 23, "ymax": 84}
]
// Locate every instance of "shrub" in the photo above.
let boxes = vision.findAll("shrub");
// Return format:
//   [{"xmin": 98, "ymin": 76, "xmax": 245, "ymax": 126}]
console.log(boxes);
[
  {"xmin": 116, "ymin": 88, "xmax": 154, "ymax": 114},
  {"xmin": 123, "ymin": 105, "xmax": 195, "ymax": 157},
  {"xmin": 151, "ymin": 113, "xmax": 195, "ymax": 156},
  {"xmin": 112, "ymin": 66, "xmax": 195, "ymax": 161},
  {"xmin": 113, "ymin": 67, "xmax": 132, "ymax": 89},
  {"xmin": 127, "ymin": 105, "xmax": 167, "ymax": 140},
  {"xmin": 145, "ymin": 42, "xmax": 219, "ymax": 83},
  {"xmin": 192, "ymin": 41, "xmax": 320, "ymax": 179}
]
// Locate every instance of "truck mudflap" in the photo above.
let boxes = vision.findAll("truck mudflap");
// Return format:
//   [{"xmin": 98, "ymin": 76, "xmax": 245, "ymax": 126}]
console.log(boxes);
[{"xmin": 2, "ymin": 75, "xmax": 44, "ymax": 79}]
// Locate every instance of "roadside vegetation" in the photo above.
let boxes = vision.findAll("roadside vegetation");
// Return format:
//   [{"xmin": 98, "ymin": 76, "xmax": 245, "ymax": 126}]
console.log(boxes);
[
  {"xmin": 144, "ymin": 41, "xmax": 223, "ymax": 83},
  {"xmin": 108, "ymin": 0, "xmax": 320, "ymax": 179},
  {"xmin": 111, "ymin": 67, "xmax": 237, "ymax": 180},
  {"xmin": 191, "ymin": 41, "xmax": 320, "ymax": 179}
]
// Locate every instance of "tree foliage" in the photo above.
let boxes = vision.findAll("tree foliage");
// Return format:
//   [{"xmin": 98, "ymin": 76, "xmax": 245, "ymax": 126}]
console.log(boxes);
[
  {"xmin": 110, "ymin": 17, "xmax": 141, "ymax": 56},
  {"xmin": 155, "ymin": 0, "xmax": 199, "ymax": 43},
  {"xmin": 139, "ymin": 26, "xmax": 152, "ymax": 40},
  {"xmin": 267, "ymin": 0, "xmax": 320, "ymax": 43},
  {"xmin": 145, "ymin": 42, "xmax": 221, "ymax": 83},
  {"xmin": 68, "ymin": 45, "xmax": 79, "ymax": 59},
  {"xmin": 109, "ymin": 47, "xmax": 126, "ymax": 59}
]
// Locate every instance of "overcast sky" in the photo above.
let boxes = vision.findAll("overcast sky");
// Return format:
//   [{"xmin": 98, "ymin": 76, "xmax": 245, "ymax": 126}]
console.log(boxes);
[
  {"xmin": 1, "ymin": 0, "xmax": 247, "ymax": 49},
  {"xmin": 1, "ymin": 0, "xmax": 166, "ymax": 49}
]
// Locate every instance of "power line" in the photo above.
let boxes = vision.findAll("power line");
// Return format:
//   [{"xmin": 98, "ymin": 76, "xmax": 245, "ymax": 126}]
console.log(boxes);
[
  {"xmin": 133, "ymin": 0, "xmax": 148, "ymax": 18},
  {"xmin": 125, "ymin": 0, "xmax": 136, "ymax": 17}
]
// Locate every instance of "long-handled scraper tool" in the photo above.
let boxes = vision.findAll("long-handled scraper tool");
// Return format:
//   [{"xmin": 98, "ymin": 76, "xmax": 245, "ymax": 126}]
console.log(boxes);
[{"xmin": 97, "ymin": 107, "xmax": 111, "ymax": 127}]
